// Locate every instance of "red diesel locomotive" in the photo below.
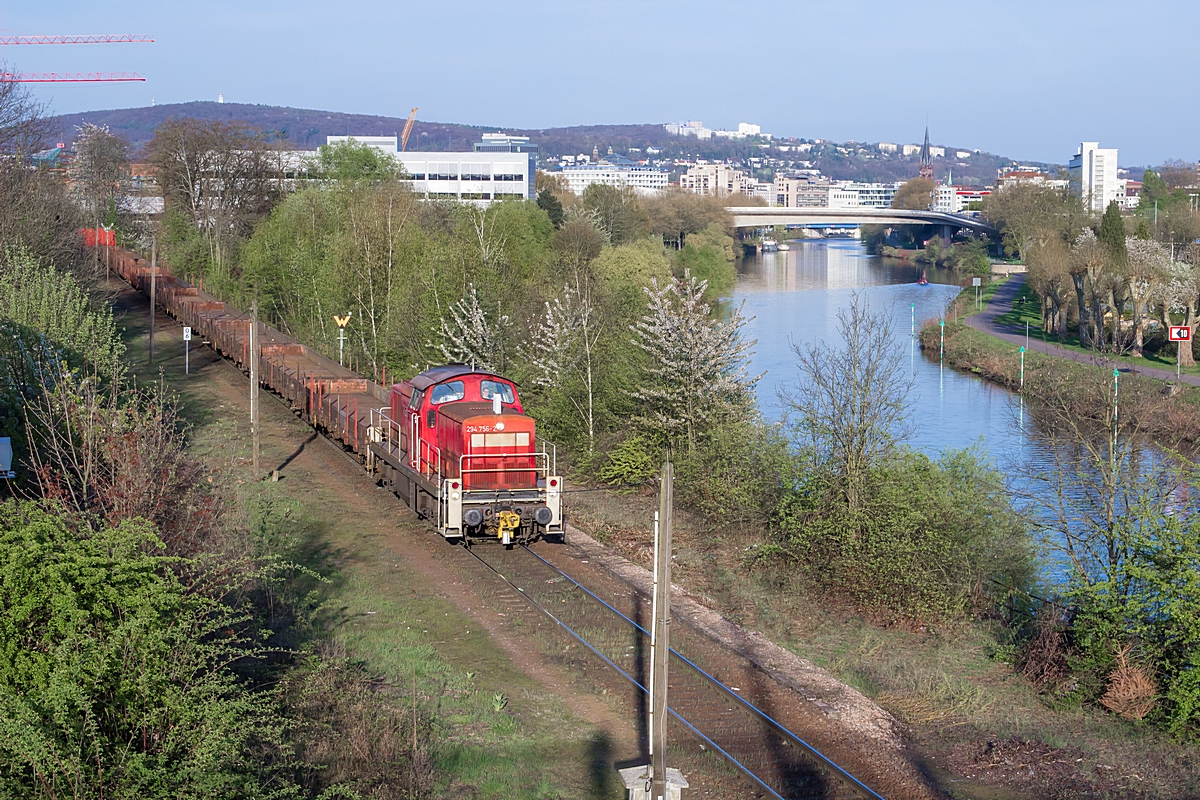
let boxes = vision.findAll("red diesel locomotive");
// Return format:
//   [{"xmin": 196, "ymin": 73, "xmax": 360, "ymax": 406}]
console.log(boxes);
[{"xmin": 369, "ymin": 365, "xmax": 562, "ymax": 544}]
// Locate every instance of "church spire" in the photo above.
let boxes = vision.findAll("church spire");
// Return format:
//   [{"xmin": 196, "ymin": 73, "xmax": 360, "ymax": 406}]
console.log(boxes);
[{"xmin": 918, "ymin": 125, "xmax": 934, "ymax": 179}]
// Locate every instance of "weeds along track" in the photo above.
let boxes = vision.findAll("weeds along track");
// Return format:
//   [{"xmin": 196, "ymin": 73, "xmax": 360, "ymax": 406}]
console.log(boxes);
[
  {"xmin": 109, "ymin": 249, "xmax": 886, "ymax": 799},
  {"xmin": 465, "ymin": 544, "xmax": 884, "ymax": 800}
]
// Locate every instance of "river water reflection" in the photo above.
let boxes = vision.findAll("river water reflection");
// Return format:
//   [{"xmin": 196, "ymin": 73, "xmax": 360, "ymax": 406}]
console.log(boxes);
[{"xmin": 735, "ymin": 239, "xmax": 1029, "ymax": 468}]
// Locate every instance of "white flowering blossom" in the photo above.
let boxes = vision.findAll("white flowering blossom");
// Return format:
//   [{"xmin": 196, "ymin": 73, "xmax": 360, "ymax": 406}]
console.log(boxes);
[
  {"xmin": 526, "ymin": 284, "xmax": 602, "ymax": 451},
  {"xmin": 629, "ymin": 270, "xmax": 760, "ymax": 448},
  {"xmin": 436, "ymin": 285, "xmax": 510, "ymax": 371}
]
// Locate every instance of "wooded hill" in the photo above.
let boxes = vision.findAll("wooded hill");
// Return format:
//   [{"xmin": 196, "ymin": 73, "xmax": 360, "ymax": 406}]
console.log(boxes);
[{"xmin": 46, "ymin": 101, "xmax": 1057, "ymax": 185}]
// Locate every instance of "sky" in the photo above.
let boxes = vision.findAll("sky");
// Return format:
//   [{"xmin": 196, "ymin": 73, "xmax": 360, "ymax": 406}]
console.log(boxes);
[{"xmin": 2, "ymin": 1, "xmax": 1196, "ymax": 166}]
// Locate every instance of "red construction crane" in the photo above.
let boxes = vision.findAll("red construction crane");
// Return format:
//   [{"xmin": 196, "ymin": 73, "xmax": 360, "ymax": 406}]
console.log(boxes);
[
  {"xmin": 400, "ymin": 107, "xmax": 418, "ymax": 151},
  {"xmin": 1, "ymin": 72, "xmax": 145, "ymax": 82},
  {"xmin": 0, "ymin": 33, "xmax": 151, "ymax": 82},
  {"xmin": 0, "ymin": 34, "xmax": 153, "ymax": 45}
]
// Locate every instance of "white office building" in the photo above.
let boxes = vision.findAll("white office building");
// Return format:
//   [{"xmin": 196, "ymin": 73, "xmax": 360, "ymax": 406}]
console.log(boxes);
[
  {"xmin": 1068, "ymin": 141, "xmax": 1119, "ymax": 212},
  {"xmin": 325, "ymin": 135, "xmax": 535, "ymax": 202},
  {"xmin": 326, "ymin": 135, "xmax": 401, "ymax": 153},
  {"xmin": 841, "ymin": 181, "xmax": 902, "ymax": 208},
  {"xmin": 935, "ymin": 184, "xmax": 992, "ymax": 213},
  {"xmin": 558, "ymin": 159, "xmax": 669, "ymax": 196}
]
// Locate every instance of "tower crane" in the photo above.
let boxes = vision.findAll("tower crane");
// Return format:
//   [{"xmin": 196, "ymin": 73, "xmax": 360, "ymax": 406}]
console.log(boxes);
[
  {"xmin": 0, "ymin": 34, "xmax": 152, "ymax": 82},
  {"xmin": 400, "ymin": 107, "xmax": 418, "ymax": 151}
]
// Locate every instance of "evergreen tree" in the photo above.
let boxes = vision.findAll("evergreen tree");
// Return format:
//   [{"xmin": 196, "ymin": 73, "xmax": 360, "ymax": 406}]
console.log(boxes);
[
  {"xmin": 536, "ymin": 187, "xmax": 564, "ymax": 228},
  {"xmin": 1098, "ymin": 201, "xmax": 1127, "ymax": 265}
]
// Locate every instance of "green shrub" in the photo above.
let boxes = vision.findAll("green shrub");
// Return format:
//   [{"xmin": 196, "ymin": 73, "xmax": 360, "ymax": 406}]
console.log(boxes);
[
  {"xmin": 775, "ymin": 448, "xmax": 1035, "ymax": 623},
  {"xmin": 599, "ymin": 435, "xmax": 657, "ymax": 488}
]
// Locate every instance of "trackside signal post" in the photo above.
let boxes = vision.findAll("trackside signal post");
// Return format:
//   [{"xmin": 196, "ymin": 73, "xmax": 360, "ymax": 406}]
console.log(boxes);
[
  {"xmin": 335, "ymin": 313, "xmax": 352, "ymax": 366},
  {"xmin": 619, "ymin": 459, "xmax": 688, "ymax": 800}
]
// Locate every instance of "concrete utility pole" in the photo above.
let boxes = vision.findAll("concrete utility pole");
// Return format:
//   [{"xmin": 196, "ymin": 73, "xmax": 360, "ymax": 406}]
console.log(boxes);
[
  {"xmin": 650, "ymin": 458, "xmax": 674, "ymax": 799},
  {"xmin": 618, "ymin": 459, "xmax": 688, "ymax": 800},
  {"xmin": 149, "ymin": 237, "xmax": 156, "ymax": 365},
  {"xmin": 250, "ymin": 299, "xmax": 260, "ymax": 478}
]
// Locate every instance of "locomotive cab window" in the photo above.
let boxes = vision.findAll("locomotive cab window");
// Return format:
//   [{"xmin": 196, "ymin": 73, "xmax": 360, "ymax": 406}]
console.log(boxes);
[
  {"xmin": 480, "ymin": 380, "xmax": 514, "ymax": 404},
  {"xmin": 409, "ymin": 388, "xmax": 424, "ymax": 409},
  {"xmin": 430, "ymin": 380, "xmax": 465, "ymax": 404}
]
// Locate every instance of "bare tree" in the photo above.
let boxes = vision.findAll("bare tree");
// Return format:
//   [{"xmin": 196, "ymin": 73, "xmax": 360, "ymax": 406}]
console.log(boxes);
[
  {"xmin": 1018, "ymin": 368, "xmax": 1174, "ymax": 590},
  {"xmin": 148, "ymin": 119, "xmax": 284, "ymax": 273},
  {"xmin": 782, "ymin": 294, "xmax": 913, "ymax": 513},
  {"xmin": 69, "ymin": 123, "xmax": 130, "ymax": 219},
  {"xmin": 1069, "ymin": 229, "xmax": 1107, "ymax": 349},
  {"xmin": 526, "ymin": 284, "xmax": 602, "ymax": 452},
  {"xmin": 1027, "ymin": 237, "xmax": 1072, "ymax": 339},
  {"xmin": 1125, "ymin": 238, "xmax": 1170, "ymax": 356},
  {"xmin": 0, "ymin": 63, "xmax": 48, "ymax": 154}
]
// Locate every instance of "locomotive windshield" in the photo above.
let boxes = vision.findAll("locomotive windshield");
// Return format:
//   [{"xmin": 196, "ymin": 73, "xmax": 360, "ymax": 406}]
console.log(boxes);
[
  {"xmin": 430, "ymin": 381, "xmax": 466, "ymax": 404},
  {"xmin": 480, "ymin": 380, "xmax": 514, "ymax": 404}
]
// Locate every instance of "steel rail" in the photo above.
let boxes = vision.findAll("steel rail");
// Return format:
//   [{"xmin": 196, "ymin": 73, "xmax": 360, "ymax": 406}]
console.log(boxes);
[
  {"xmin": 518, "ymin": 546, "xmax": 885, "ymax": 800},
  {"xmin": 460, "ymin": 542, "xmax": 788, "ymax": 798}
]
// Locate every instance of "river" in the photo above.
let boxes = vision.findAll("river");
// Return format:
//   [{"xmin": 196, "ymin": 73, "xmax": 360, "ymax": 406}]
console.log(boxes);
[{"xmin": 735, "ymin": 238, "xmax": 1029, "ymax": 469}]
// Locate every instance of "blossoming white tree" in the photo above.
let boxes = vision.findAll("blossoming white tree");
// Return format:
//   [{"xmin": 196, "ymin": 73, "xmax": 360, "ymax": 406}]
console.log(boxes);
[
  {"xmin": 629, "ymin": 270, "xmax": 759, "ymax": 450},
  {"xmin": 436, "ymin": 285, "xmax": 510, "ymax": 371},
  {"xmin": 526, "ymin": 284, "xmax": 602, "ymax": 453}
]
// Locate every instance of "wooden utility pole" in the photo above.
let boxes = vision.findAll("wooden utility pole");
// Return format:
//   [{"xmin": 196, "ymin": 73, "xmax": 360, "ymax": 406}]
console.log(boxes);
[
  {"xmin": 250, "ymin": 298, "xmax": 260, "ymax": 478},
  {"xmin": 649, "ymin": 458, "xmax": 673, "ymax": 800},
  {"xmin": 149, "ymin": 237, "xmax": 156, "ymax": 365}
]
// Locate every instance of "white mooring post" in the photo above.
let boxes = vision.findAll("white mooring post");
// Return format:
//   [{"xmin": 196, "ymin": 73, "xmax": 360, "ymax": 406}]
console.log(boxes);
[{"xmin": 619, "ymin": 459, "xmax": 687, "ymax": 800}]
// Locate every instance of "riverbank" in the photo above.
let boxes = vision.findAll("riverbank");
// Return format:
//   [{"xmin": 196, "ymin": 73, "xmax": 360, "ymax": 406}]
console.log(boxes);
[{"xmin": 919, "ymin": 279, "xmax": 1200, "ymax": 443}]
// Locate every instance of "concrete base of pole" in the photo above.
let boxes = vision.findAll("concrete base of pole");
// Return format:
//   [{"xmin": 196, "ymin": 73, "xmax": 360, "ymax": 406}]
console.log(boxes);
[{"xmin": 618, "ymin": 766, "xmax": 688, "ymax": 800}]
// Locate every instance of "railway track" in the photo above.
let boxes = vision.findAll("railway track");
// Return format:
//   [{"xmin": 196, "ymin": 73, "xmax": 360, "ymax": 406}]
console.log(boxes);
[
  {"xmin": 464, "ymin": 543, "xmax": 884, "ymax": 800},
  {"xmin": 108, "ymin": 248, "xmax": 890, "ymax": 798}
]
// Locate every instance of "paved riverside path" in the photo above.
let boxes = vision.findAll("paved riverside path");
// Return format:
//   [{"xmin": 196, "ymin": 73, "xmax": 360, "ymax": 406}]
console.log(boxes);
[{"xmin": 965, "ymin": 273, "xmax": 1200, "ymax": 386}]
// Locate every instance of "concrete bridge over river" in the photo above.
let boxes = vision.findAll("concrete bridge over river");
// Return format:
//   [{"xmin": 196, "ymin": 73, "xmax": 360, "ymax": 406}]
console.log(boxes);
[{"xmin": 726, "ymin": 206, "xmax": 1000, "ymax": 239}]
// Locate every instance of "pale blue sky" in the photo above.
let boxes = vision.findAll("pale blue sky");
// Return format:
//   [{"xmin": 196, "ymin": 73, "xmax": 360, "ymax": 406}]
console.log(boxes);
[{"xmin": 3, "ymin": 1, "xmax": 1194, "ymax": 165}]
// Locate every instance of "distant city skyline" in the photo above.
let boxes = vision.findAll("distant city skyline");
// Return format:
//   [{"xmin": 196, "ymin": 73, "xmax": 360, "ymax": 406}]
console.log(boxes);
[{"xmin": 3, "ymin": 0, "xmax": 1196, "ymax": 166}]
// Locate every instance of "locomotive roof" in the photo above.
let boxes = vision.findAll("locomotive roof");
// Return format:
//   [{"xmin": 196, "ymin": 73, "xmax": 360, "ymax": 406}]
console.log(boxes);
[
  {"xmin": 436, "ymin": 402, "xmax": 531, "ymax": 424},
  {"xmin": 410, "ymin": 364, "xmax": 502, "ymax": 391}
]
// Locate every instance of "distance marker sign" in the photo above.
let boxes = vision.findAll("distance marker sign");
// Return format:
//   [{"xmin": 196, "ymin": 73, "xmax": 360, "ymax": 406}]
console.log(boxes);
[{"xmin": 1169, "ymin": 326, "xmax": 1192, "ymax": 342}]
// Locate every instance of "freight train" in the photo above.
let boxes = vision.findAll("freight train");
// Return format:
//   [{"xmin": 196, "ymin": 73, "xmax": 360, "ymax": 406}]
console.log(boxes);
[{"xmin": 108, "ymin": 249, "xmax": 562, "ymax": 546}]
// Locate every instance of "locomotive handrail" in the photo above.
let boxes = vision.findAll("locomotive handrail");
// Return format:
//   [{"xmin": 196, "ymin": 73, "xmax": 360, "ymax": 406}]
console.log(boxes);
[
  {"xmin": 535, "ymin": 437, "xmax": 557, "ymax": 476},
  {"xmin": 458, "ymin": 451, "xmax": 547, "ymax": 491}
]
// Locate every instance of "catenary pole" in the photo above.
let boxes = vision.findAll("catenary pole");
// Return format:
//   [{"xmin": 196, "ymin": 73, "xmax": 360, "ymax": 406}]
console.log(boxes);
[
  {"xmin": 251, "ymin": 299, "xmax": 260, "ymax": 478},
  {"xmin": 149, "ymin": 237, "xmax": 156, "ymax": 365}
]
